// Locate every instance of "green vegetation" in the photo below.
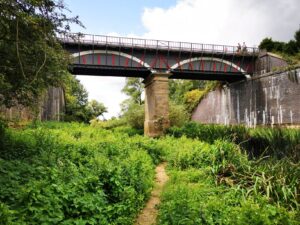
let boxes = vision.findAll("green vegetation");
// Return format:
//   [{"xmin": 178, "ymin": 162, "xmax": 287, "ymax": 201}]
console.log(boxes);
[
  {"xmin": 0, "ymin": 122, "xmax": 160, "ymax": 224},
  {"xmin": 157, "ymin": 135, "xmax": 299, "ymax": 224},
  {"xmin": 168, "ymin": 122, "xmax": 300, "ymax": 160},
  {"xmin": 116, "ymin": 78, "xmax": 218, "ymax": 129},
  {"xmin": 0, "ymin": 121, "xmax": 299, "ymax": 224},
  {"xmin": 64, "ymin": 75, "xmax": 107, "ymax": 123},
  {"xmin": 259, "ymin": 28, "xmax": 300, "ymax": 65},
  {"xmin": 0, "ymin": 0, "xmax": 82, "ymax": 108},
  {"xmin": 0, "ymin": 1, "xmax": 107, "ymax": 123}
]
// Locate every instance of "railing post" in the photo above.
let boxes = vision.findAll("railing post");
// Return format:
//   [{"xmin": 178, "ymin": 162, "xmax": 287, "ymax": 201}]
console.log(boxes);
[{"xmin": 92, "ymin": 35, "xmax": 95, "ymax": 65}]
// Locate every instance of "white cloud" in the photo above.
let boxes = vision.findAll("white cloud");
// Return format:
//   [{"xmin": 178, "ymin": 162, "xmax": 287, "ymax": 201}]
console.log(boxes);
[
  {"xmin": 141, "ymin": 0, "xmax": 300, "ymax": 46},
  {"xmin": 76, "ymin": 75, "xmax": 127, "ymax": 119},
  {"xmin": 77, "ymin": 0, "xmax": 300, "ymax": 118}
]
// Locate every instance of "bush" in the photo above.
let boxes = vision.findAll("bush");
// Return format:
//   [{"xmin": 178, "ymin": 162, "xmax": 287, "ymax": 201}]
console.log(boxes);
[
  {"xmin": 283, "ymin": 40, "xmax": 299, "ymax": 55},
  {"xmin": 167, "ymin": 122, "xmax": 300, "ymax": 160},
  {"xmin": 123, "ymin": 104, "xmax": 144, "ymax": 129},
  {"xmin": 90, "ymin": 117, "xmax": 127, "ymax": 129},
  {"xmin": 157, "ymin": 169, "xmax": 296, "ymax": 225},
  {"xmin": 160, "ymin": 128, "xmax": 300, "ymax": 210},
  {"xmin": 169, "ymin": 101, "xmax": 189, "ymax": 127},
  {"xmin": 167, "ymin": 122, "xmax": 248, "ymax": 144},
  {"xmin": 184, "ymin": 89, "xmax": 205, "ymax": 113},
  {"xmin": 0, "ymin": 122, "xmax": 158, "ymax": 224}
]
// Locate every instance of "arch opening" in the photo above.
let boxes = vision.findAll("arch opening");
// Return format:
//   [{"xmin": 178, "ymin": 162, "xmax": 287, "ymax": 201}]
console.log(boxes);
[
  {"xmin": 71, "ymin": 50, "xmax": 151, "ymax": 69},
  {"xmin": 169, "ymin": 57, "xmax": 246, "ymax": 73}
]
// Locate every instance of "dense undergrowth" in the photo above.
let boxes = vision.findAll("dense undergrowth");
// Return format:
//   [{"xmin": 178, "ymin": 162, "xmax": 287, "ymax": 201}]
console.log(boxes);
[
  {"xmin": 0, "ymin": 122, "xmax": 161, "ymax": 224},
  {"xmin": 157, "ymin": 123, "xmax": 300, "ymax": 224},
  {"xmin": 0, "ymin": 121, "xmax": 299, "ymax": 224},
  {"xmin": 168, "ymin": 122, "xmax": 300, "ymax": 160}
]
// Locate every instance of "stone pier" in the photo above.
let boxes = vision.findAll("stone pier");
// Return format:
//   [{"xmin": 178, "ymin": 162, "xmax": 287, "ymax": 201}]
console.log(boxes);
[{"xmin": 144, "ymin": 73, "xmax": 170, "ymax": 137}]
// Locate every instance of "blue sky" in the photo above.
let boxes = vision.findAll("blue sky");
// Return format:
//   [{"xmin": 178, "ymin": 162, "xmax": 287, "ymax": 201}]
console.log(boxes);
[
  {"xmin": 65, "ymin": 0, "xmax": 177, "ymax": 36},
  {"xmin": 63, "ymin": 0, "xmax": 300, "ymax": 119}
]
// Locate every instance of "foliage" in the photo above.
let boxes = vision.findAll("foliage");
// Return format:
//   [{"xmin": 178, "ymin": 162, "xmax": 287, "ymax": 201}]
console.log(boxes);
[
  {"xmin": 157, "ymin": 135, "xmax": 299, "ymax": 224},
  {"xmin": 169, "ymin": 80, "xmax": 206, "ymax": 104},
  {"xmin": 259, "ymin": 28, "xmax": 300, "ymax": 57},
  {"xmin": 0, "ymin": 0, "xmax": 82, "ymax": 107},
  {"xmin": 295, "ymin": 29, "xmax": 300, "ymax": 48},
  {"xmin": 1, "ymin": 121, "xmax": 299, "ymax": 224},
  {"xmin": 259, "ymin": 38, "xmax": 285, "ymax": 52},
  {"xmin": 167, "ymin": 122, "xmax": 300, "ymax": 160},
  {"xmin": 183, "ymin": 89, "xmax": 204, "ymax": 113},
  {"xmin": 90, "ymin": 117, "xmax": 127, "ymax": 130},
  {"xmin": 64, "ymin": 75, "xmax": 107, "ymax": 123},
  {"xmin": 64, "ymin": 75, "xmax": 89, "ymax": 122},
  {"xmin": 121, "ymin": 78, "xmax": 144, "ymax": 106},
  {"xmin": 0, "ymin": 122, "xmax": 162, "ymax": 224},
  {"xmin": 86, "ymin": 99, "xmax": 107, "ymax": 119},
  {"xmin": 123, "ymin": 103, "xmax": 145, "ymax": 129},
  {"xmin": 120, "ymin": 78, "xmax": 145, "ymax": 129},
  {"xmin": 169, "ymin": 101, "xmax": 189, "ymax": 127},
  {"xmin": 158, "ymin": 169, "xmax": 297, "ymax": 225}
]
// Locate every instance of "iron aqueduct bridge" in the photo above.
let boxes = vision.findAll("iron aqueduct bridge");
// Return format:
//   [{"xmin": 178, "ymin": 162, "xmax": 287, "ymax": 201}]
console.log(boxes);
[{"xmin": 59, "ymin": 33, "xmax": 260, "ymax": 136}]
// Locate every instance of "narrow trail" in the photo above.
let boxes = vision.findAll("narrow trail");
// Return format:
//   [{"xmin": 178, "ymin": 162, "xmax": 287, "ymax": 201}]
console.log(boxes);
[{"xmin": 135, "ymin": 162, "xmax": 169, "ymax": 225}]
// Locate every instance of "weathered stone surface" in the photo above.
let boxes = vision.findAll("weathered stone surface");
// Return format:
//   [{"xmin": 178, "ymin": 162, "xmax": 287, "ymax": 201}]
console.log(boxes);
[
  {"xmin": 192, "ymin": 68, "xmax": 300, "ymax": 127},
  {"xmin": 144, "ymin": 73, "xmax": 170, "ymax": 137},
  {"xmin": 0, "ymin": 87, "xmax": 65, "ymax": 122},
  {"xmin": 40, "ymin": 87, "xmax": 65, "ymax": 121}
]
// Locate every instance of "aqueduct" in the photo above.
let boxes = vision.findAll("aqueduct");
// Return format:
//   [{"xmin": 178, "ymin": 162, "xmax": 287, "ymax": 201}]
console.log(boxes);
[{"xmin": 60, "ymin": 33, "xmax": 259, "ymax": 136}]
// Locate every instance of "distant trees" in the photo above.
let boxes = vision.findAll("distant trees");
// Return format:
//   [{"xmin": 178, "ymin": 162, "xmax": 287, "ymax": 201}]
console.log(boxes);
[
  {"xmin": 259, "ymin": 28, "xmax": 300, "ymax": 55},
  {"xmin": 120, "ymin": 78, "xmax": 144, "ymax": 129},
  {"xmin": 121, "ymin": 78, "xmax": 144, "ymax": 106},
  {"xmin": 119, "ymin": 78, "xmax": 208, "ymax": 129},
  {"xmin": 64, "ymin": 75, "xmax": 107, "ymax": 123},
  {"xmin": 0, "ymin": 0, "xmax": 82, "ymax": 108},
  {"xmin": 86, "ymin": 100, "xmax": 107, "ymax": 120}
]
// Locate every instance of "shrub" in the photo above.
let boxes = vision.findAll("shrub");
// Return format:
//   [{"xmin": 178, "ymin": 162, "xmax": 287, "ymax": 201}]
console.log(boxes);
[
  {"xmin": 157, "ymin": 169, "xmax": 296, "ymax": 225},
  {"xmin": 90, "ymin": 117, "xmax": 127, "ymax": 129},
  {"xmin": 169, "ymin": 101, "xmax": 189, "ymax": 127},
  {"xmin": 283, "ymin": 40, "xmax": 299, "ymax": 55},
  {"xmin": 0, "ymin": 122, "xmax": 158, "ymax": 224},
  {"xmin": 123, "ymin": 103, "xmax": 144, "ymax": 129},
  {"xmin": 167, "ymin": 122, "xmax": 300, "ymax": 160},
  {"xmin": 184, "ymin": 89, "xmax": 205, "ymax": 113}
]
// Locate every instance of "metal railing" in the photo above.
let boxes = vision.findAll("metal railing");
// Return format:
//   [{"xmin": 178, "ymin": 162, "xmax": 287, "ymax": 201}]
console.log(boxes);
[{"xmin": 58, "ymin": 33, "xmax": 259, "ymax": 55}]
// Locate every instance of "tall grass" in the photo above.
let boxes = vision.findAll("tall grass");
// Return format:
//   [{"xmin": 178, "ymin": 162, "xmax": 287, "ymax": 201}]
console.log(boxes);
[
  {"xmin": 157, "ymin": 136, "xmax": 300, "ymax": 224},
  {"xmin": 0, "ymin": 122, "xmax": 162, "ymax": 224},
  {"xmin": 168, "ymin": 122, "xmax": 300, "ymax": 160}
]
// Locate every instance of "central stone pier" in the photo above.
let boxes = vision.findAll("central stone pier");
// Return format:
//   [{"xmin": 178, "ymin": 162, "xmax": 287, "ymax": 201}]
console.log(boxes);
[{"xmin": 144, "ymin": 73, "xmax": 170, "ymax": 137}]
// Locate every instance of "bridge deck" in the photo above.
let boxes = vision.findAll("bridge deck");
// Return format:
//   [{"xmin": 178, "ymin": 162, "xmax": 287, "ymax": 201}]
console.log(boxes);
[
  {"xmin": 59, "ymin": 33, "xmax": 259, "ymax": 56},
  {"xmin": 60, "ymin": 33, "xmax": 259, "ymax": 82}
]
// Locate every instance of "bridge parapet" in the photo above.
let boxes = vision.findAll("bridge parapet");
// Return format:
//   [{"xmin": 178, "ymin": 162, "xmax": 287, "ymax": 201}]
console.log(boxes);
[
  {"xmin": 58, "ymin": 33, "xmax": 259, "ymax": 56},
  {"xmin": 60, "ymin": 33, "xmax": 259, "ymax": 82}
]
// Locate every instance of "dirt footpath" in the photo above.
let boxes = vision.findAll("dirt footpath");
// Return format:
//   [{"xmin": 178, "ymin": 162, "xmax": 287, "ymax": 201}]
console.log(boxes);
[{"xmin": 135, "ymin": 162, "xmax": 169, "ymax": 225}]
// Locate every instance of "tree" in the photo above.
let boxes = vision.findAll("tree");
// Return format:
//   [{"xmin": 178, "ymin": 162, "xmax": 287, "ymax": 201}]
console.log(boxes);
[
  {"xmin": 259, "ymin": 38, "xmax": 274, "ymax": 51},
  {"xmin": 169, "ymin": 80, "xmax": 206, "ymax": 104},
  {"xmin": 121, "ymin": 78, "xmax": 144, "ymax": 105},
  {"xmin": 86, "ymin": 100, "xmax": 107, "ymax": 120},
  {"xmin": 259, "ymin": 29, "xmax": 300, "ymax": 55},
  {"xmin": 64, "ymin": 75, "xmax": 89, "ymax": 122},
  {"xmin": 283, "ymin": 40, "xmax": 298, "ymax": 55},
  {"xmin": 123, "ymin": 103, "xmax": 144, "ymax": 129},
  {"xmin": 294, "ymin": 28, "xmax": 300, "ymax": 49},
  {"xmin": 0, "ymin": 0, "xmax": 83, "ymax": 108},
  {"xmin": 64, "ymin": 75, "xmax": 107, "ymax": 123}
]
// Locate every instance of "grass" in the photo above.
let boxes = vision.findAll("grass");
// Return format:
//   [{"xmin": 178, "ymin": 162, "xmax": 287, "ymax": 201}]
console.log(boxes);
[
  {"xmin": 168, "ymin": 122, "xmax": 300, "ymax": 160},
  {"xmin": 0, "ymin": 121, "xmax": 299, "ymax": 224},
  {"xmin": 0, "ymin": 122, "xmax": 160, "ymax": 224},
  {"xmin": 157, "ymin": 136, "xmax": 299, "ymax": 224}
]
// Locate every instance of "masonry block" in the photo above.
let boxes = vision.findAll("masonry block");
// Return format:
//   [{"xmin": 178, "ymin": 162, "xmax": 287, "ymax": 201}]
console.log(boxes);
[{"xmin": 144, "ymin": 73, "xmax": 170, "ymax": 137}]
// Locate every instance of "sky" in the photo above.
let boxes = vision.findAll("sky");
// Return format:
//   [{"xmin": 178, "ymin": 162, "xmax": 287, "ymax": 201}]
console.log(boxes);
[{"xmin": 64, "ymin": 0, "xmax": 300, "ymax": 118}]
